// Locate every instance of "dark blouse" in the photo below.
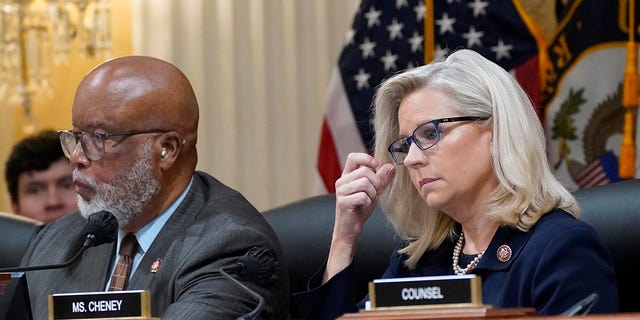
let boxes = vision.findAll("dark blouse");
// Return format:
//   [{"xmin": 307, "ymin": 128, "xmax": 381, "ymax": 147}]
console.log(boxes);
[{"xmin": 294, "ymin": 209, "xmax": 618, "ymax": 319}]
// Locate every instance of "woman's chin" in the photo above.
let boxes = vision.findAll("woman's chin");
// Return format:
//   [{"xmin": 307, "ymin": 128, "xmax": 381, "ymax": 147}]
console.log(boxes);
[{"xmin": 422, "ymin": 193, "xmax": 445, "ymax": 210}]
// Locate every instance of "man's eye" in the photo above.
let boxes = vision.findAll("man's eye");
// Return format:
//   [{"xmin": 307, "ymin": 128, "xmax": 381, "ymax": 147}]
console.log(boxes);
[
  {"xmin": 24, "ymin": 185, "xmax": 45, "ymax": 195},
  {"xmin": 93, "ymin": 133, "xmax": 107, "ymax": 140}
]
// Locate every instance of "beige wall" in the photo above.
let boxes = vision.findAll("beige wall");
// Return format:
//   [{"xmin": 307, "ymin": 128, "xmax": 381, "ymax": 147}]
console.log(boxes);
[{"xmin": 0, "ymin": 0, "xmax": 132, "ymax": 212}]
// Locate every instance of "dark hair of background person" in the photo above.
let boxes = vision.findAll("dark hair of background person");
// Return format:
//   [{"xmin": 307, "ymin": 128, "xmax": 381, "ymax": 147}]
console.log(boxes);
[{"xmin": 5, "ymin": 129, "xmax": 66, "ymax": 204}]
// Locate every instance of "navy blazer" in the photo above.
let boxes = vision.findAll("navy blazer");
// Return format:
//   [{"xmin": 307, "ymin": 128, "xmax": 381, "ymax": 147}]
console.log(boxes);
[{"xmin": 294, "ymin": 209, "xmax": 617, "ymax": 319}]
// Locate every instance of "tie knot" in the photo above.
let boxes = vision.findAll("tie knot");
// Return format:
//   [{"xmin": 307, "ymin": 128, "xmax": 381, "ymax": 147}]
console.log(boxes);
[{"xmin": 120, "ymin": 233, "xmax": 138, "ymax": 257}]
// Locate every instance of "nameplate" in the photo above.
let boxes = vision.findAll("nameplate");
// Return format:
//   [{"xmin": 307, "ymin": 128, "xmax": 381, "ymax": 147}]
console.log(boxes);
[
  {"xmin": 48, "ymin": 290, "xmax": 151, "ymax": 320},
  {"xmin": 368, "ymin": 274, "xmax": 482, "ymax": 309}
]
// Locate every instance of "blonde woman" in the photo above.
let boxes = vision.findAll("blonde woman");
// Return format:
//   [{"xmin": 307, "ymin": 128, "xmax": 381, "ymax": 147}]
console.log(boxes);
[{"xmin": 295, "ymin": 49, "xmax": 617, "ymax": 319}]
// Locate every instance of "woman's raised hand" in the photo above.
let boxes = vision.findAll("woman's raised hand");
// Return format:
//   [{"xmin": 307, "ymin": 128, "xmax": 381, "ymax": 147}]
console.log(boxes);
[{"xmin": 323, "ymin": 153, "xmax": 395, "ymax": 283}]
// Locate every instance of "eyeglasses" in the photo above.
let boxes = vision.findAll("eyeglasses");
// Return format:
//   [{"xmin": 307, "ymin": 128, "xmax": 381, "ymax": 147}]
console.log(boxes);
[
  {"xmin": 58, "ymin": 129, "xmax": 168, "ymax": 161},
  {"xmin": 387, "ymin": 116, "xmax": 489, "ymax": 165}
]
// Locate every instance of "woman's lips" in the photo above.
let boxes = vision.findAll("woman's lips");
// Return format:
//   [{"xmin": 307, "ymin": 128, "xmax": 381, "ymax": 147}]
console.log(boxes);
[{"xmin": 419, "ymin": 178, "xmax": 437, "ymax": 187}]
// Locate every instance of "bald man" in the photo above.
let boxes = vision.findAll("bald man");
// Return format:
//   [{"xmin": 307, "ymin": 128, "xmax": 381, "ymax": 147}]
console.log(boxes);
[{"xmin": 20, "ymin": 56, "xmax": 289, "ymax": 319}]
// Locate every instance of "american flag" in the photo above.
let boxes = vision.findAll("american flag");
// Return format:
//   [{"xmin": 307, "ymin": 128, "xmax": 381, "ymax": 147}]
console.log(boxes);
[
  {"xmin": 576, "ymin": 151, "xmax": 621, "ymax": 189},
  {"xmin": 317, "ymin": 0, "xmax": 542, "ymax": 192}
]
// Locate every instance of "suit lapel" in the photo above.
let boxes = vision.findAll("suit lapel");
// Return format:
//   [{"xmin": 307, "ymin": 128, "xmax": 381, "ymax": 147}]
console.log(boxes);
[
  {"xmin": 129, "ymin": 175, "xmax": 205, "ymax": 290},
  {"xmin": 71, "ymin": 242, "xmax": 116, "ymax": 291}
]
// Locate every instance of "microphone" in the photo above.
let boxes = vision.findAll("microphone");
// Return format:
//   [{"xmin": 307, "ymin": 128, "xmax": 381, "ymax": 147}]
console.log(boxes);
[
  {"xmin": 561, "ymin": 293, "xmax": 599, "ymax": 316},
  {"xmin": 80, "ymin": 211, "xmax": 119, "ymax": 248},
  {"xmin": 220, "ymin": 247, "xmax": 279, "ymax": 320},
  {"xmin": 0, "ymin": 211, "xmax": 118, "ymax": 273}
]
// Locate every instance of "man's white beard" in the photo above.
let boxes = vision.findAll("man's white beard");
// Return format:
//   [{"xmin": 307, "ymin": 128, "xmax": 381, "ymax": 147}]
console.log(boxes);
[{"xmin": 75, "ymin": 140, "xmax": 160, "ymax": 228}]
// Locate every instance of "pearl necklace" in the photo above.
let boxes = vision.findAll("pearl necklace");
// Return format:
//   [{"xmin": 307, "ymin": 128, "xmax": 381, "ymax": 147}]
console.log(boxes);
[{"xmin": 452, "ymin": 231, "xmax": 484, "ymax": 275}]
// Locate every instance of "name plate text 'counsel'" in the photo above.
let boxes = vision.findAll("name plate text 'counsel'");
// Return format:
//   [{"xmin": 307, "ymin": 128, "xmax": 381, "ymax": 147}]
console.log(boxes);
[
  {"xmin": 48, "ymin": 290, "xmax": 151, "ymax": 319},
  {"xmin": 369, "ymin": 274, "xmax": 482, "ymax": 309}
]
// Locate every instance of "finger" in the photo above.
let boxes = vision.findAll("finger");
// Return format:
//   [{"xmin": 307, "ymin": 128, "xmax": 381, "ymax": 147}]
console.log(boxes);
[
  {"xmin": 375, "ymin": 163, "xmax": 396, "ymax": 194},
  {"xmin": 336, "ymin": 176, "xmax": 379, "ymax": 201},
  {"xmin": 342, "ymin": 163, "xmax": 394, "ymax": 197},
  {"xmin": 335, "ymin": 163, "xmax": 378, "ymax": 190},
  {"xmin": 335, "ymin": 191, "xmax": 374, "ymax": 212},
  {"xmin": 342, "ymin": 153, "xmax": 378, "ymax": 175}
]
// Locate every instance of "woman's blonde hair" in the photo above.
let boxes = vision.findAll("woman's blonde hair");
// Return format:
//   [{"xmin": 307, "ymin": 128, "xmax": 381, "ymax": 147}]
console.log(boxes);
[{"xmin": 373, "ymin": 49, "xmax": 579, "ymax": 269}]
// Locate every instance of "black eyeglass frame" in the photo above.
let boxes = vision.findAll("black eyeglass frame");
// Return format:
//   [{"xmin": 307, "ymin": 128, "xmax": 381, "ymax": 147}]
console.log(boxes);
[
  {"xmin": 387, "ymin": 116, "xmax": 489, "ymax": 165},
  {"xmin": 58, "ymin": 129, "xmax": 168, "ymax": 161}
]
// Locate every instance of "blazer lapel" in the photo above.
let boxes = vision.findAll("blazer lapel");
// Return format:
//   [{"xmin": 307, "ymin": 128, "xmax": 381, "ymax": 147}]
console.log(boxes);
[
  {"xmin": 129, "ymin": 175, "xmax": 206, "ymax": 290},
  {"xmin": 73, "ymin": 242, "xmax": 117, "ymax": 291}
]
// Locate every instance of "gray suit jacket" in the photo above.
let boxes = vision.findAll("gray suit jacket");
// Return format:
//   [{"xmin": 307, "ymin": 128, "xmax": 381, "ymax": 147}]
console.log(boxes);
[{"xmin": 20, "ymin": 171, "xmax": 290, "ymax": 319}]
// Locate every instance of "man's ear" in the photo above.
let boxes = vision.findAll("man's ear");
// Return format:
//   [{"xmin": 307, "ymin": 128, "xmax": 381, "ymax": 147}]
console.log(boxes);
[{"xmin": 157, "ymin": 132, "xmax": 183, "ymax": 170}]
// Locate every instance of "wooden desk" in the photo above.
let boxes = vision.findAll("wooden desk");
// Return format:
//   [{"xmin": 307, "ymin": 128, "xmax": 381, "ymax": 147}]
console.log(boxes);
[
  {"xmin": 337, "ymin": 306, "xmax": 535, "ymax": 319},
  {"xmin": 519, "ymin": 315, "xmax": 640, "ymax": 320},
  {"xmin": 337, "ymin": 307, "xmax": 640, "ymax": 320}
]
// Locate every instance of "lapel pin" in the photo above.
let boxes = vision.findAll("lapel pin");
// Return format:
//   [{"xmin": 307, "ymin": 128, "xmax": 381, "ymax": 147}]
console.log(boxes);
[
  {"xmin": 150, "ymin": 258, "xmax": 162, "ymax": 273},
  {"xmin": 497, "ymin": 245, "xmax": 512, "ymax": 262}
]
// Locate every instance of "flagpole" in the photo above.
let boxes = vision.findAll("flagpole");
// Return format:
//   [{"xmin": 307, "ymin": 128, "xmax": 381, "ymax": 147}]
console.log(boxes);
[
  {"xmin": 620, "ymin": 0, "xmax": 638, "ymax": 179},
  {"xmin": 424, "ymin": 0, "xmax": 434, "ymax": 63}
]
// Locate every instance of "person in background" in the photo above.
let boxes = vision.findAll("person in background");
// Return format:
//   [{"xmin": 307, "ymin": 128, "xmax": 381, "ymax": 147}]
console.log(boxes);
[
  {"xmin": 21, "ymin": 56, "xmax": 289, "ymax": 320},
  {"xmin": 294, "ymin": 49, "xmax": 617, "ymax": 319},
  {"xmin": 5, "ymin": 129, "xmax": 77, "ymax": 223}
]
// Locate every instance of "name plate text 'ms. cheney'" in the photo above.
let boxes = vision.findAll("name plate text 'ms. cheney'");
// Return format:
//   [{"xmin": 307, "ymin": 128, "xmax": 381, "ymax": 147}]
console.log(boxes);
[{"xmin": 48, "ymin": 290, "xmax": 151, "ymax": 319}]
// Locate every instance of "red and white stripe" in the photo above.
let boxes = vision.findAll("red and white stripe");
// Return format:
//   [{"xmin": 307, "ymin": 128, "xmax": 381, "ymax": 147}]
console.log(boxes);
[
  {"xmin": 576, "ymin": 160, "xmax": 610, "ymax": 189},
  {"xmin": 317, "ymin": 68, "xmax": 367, "ymax": 192}
]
